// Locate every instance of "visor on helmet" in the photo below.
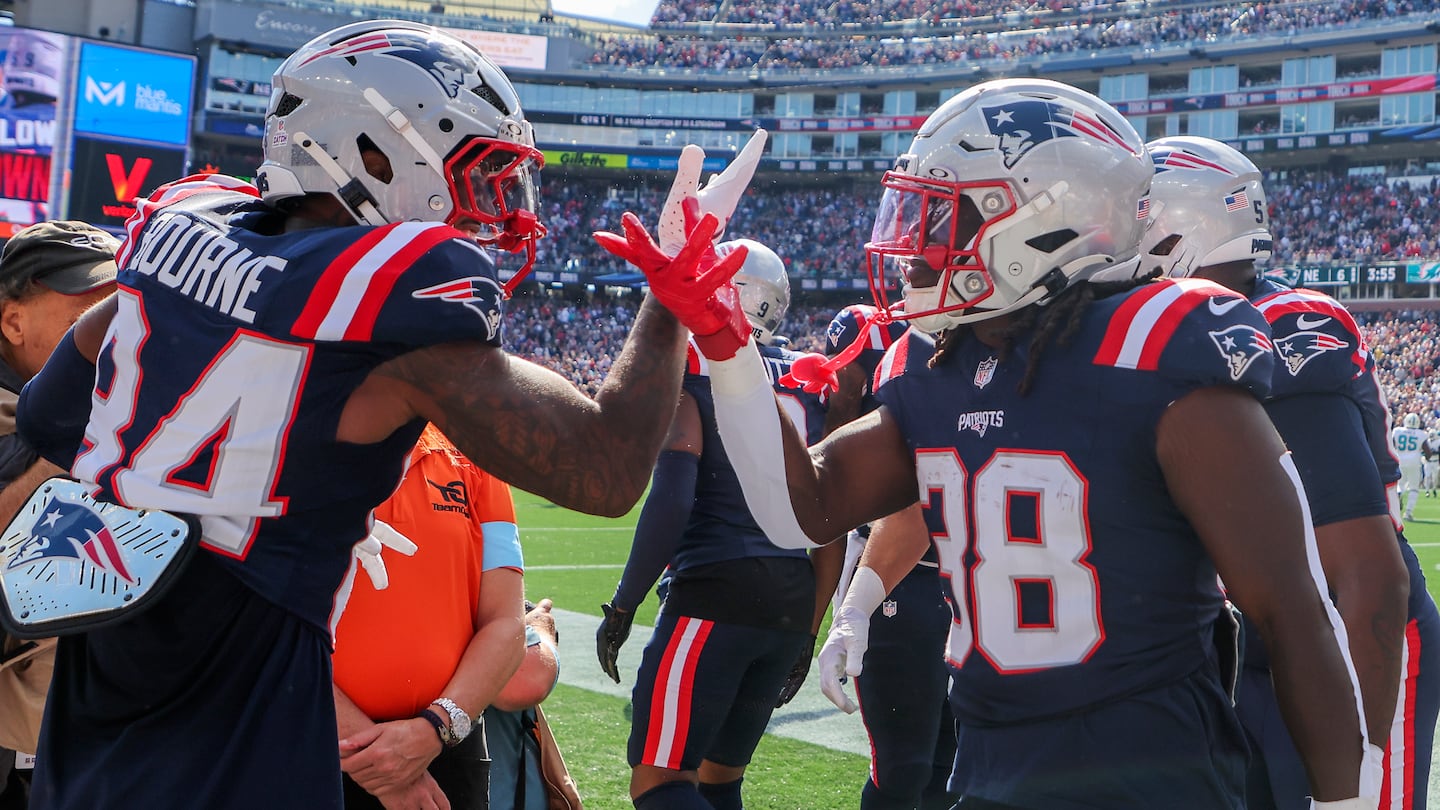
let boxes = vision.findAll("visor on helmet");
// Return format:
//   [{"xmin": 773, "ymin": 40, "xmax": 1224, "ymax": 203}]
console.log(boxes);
[{"xmin": 865, "ymin": 171, "xmax": 1014, "ymax": 320}]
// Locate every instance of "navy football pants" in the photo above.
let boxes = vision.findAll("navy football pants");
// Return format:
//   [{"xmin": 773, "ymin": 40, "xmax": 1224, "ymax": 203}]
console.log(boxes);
[{"xmin": 855, "ymin": 563, "xmax": 957, "ymax": 810}]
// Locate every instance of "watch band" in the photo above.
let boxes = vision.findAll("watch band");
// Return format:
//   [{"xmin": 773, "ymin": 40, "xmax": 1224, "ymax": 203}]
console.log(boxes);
[
  {"xmin": 430, "ymin": 697, "xmax": 472, "ymax": 746},
  {"xmin": 418, "ymin": 707, "xmax": 452, "ymax": 746}
]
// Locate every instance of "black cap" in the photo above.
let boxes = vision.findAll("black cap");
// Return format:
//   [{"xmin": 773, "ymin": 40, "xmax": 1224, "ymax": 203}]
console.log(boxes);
[{"xmin": 0, "ymin": 220, "xmax": 120, "ymax": 298}]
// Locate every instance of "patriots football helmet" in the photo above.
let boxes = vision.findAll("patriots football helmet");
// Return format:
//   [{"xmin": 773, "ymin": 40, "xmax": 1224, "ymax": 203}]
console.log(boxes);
[
  {"xmin": 257, "ymin": 20, "xmax": 545, "ymax": 286},
  {"xmin": 718, "ymin": 238, "xmax": 790, "ymax": 346},
  {"xmin": 1406, "ymin": 413, "xmax": 1422, "ymax": 430},
  {"xmin": 1140, "ymin": 136, "xmax": 1271, "ymax": 278},
  {"xmin": 865, "ymin": 78, "xmax": 1151, "ymax": 333}
]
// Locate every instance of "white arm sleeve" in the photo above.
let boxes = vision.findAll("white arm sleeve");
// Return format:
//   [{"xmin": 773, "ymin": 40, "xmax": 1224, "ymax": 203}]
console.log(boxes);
[
  {"xmin": 1279, "ymin": 452, "xmax": 1383, "ymax": 807},
  {"xmin": 707, "ymin": 341, "xmax": 818, "ymax": 549}
]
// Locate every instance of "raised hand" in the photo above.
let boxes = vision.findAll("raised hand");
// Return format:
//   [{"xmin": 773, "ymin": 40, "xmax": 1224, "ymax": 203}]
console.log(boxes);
[{"xmin": 594, "ymin": 202, "xmax": 752, "ymax": 359}]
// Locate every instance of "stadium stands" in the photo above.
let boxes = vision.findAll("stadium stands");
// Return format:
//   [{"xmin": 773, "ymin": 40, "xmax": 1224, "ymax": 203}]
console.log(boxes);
[{"xmin": 589, "ymin": 0, "xmax": 1436, "ymax": 71}]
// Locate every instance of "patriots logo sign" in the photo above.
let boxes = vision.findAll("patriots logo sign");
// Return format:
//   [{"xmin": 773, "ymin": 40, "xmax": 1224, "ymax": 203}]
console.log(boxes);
[
  {"xmin": 1274, "ymin": 327, "xmax": 1348, "ymax": 377},
  {"xmin": 1208, "ymin": 324, "xmax": 1273, "ymax": 381},
  {"xmin": 298, "ymin": 31, "xmax": 477, "ymax": 99},
  {"xmin": 6, "ymin": 499, "xmax": 135, "ymax": 584},
  {"xmin": 413, "ymin": 276, "xmax": 504, "ymax": 340},
  {"xmin": 983, "ymin": 100, "xmax": 1137, "ymax": 169},
  {"xmin": 826, "ymin": 319, "xmax": 847, "ymax": 349},
  {"xmin": 1150, "ymin": 147, "xmax": 1237, "ymax": 176}
]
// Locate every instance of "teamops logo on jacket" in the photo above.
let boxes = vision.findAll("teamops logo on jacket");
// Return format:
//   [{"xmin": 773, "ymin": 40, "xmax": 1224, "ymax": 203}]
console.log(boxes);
[
  {"xmin": 983, "ymin": 100, "xmax": 1138, "ymax": 169},
  {"xmin": 6, "ymin": 499, "xmax": 135, "ymax": 584}
]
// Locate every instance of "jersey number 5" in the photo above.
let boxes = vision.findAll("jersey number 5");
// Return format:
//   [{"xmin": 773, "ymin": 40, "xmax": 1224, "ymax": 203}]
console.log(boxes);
[{"xmin": 917, "ymin": 448, "xmax": 1103, "ymax": 673}]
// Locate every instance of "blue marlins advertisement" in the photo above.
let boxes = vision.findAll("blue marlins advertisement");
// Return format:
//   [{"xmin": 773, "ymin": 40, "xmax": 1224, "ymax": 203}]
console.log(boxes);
[{"xmin": 74, "ymin": 41, "xmax": 195, "ymax": 147}]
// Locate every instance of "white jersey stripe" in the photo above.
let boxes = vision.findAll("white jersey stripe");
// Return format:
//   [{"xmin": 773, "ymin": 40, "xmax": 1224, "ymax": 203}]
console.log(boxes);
[
  {"xmin": 312, "ymin": 221, "xmax": 445, "ymax": 341},
  {"xmin": 1385, "ymin": 626, "xmax": 1412, "ymax": 810},
  {"xmin": 652, "ymin": 617, "xmax": 706, "ymax": 767},
  {"xmin": 1112, "ymin": 282, "xmax": 1187, "ymax": 369}
]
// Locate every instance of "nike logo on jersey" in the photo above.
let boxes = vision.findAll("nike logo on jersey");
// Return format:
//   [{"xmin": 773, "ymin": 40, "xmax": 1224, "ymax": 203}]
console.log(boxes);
[
  {"xmin": 1207, "ymin": 296, "xmax": 1244, "ymax": 316},
  {"xmin": 1274, "ymin": 330, "xmax": 1348, "ymax": 376},
  {"xmin": 957, "ymin": 409, "xmax": 1005, "ymax": 438},
  {"xmin": 1208, "ymin": 324, "xmax": 1272, "ymax": 381},
  {"xmin": 1294, "ymin": 313, "xmax": 1331, "ymax": 330}
]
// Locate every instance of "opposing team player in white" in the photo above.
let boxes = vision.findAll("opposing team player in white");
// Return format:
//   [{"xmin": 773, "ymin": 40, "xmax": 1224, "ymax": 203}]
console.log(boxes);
[{"xmin": 1392, "ymin": 413, "xmax": 1428, "ymax": 521}]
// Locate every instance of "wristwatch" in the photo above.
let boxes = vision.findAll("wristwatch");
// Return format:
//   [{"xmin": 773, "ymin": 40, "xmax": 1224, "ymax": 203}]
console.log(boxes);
[{"xmin": 430, "ymin": 697, "xmax": 472, "ymax": 747}]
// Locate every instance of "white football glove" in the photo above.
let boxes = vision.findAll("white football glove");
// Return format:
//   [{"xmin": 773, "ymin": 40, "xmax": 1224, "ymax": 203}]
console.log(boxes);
[
  {"xmin": 354, "ymin": 519, "xmax": 419, "ymax": 590},
  {"xmin": 657, "ymin": 128, "xmax": 768, "ymax": 256},
  {"xmin": 817, "ymin": 566, "xmax": 887, "ymax": 714}
]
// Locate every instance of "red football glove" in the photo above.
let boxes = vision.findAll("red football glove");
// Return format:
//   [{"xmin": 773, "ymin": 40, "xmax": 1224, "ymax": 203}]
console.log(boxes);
[
  {"xmin": 594, "ymin": 204, "xmax": 752, "ymax": 360},
  {"xmin": 778, "ymin": 353, "xmax": 841, "ymax": 397}
]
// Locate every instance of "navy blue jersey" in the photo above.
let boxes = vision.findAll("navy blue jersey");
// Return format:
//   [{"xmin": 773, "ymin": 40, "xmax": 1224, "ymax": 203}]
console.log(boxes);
[
  {"xmin": 674, "ymin": 341, "xmax": 826, "ymax": 572},
  {"xmin": 1247, "ymin": 280, "xmax": 1389, "ymax": 526},
  {"xmin": 64, "ymin": 175, "xmax": 504, "ymax": 631},
  {"xmin": 23, "ymin": 175, "xmax": 508, "ymax": 809},
  {"xmin": 825, "ymin": 303, "xmax": 909, "ymax": 416},
  {"xmin": 874, "ymin": 277, "xmax": 1273, "ymax": 725}
]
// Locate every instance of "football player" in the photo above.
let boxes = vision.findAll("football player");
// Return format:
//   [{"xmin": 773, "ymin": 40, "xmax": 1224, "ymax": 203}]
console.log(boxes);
[
  {"xmin": 662, "ymin": 78, "xmax": 1377, "ymax": 808},
  {"xmin": 1141, "ymin": 135, "xmax": 1438, "ymax": 810},
  {"xmin": 594, "ymin": 241, "xmax": 824, "ymax": 810},
  {"xmin": 816, "ymin": 303, "xmax": 956, "ymax": 810},
  {"xmin": 1393, "ymin": 413, "xmax": 1428, "ymax": 521},
  {"xmin": 12, "ymin": 21, "xmax": 745, "ymax": 810},
  {"xmin": 1425, "ymin": 423, "xmax": 1440, "ymax": 497}
]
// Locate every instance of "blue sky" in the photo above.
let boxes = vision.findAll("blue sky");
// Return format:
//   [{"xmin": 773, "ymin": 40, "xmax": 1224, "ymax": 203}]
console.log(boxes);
[{"xmin": 551, "ymin": 0, "xmax": 659, "ymax": 27}]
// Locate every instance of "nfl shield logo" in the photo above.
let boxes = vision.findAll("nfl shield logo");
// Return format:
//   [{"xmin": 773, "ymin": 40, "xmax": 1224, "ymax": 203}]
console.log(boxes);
[
  {"xmin": 974, "ymin": 357, "xmax": 998, "ymax": 389},
  {"xmin": 881, "ymin": 599, "xmax": 898, "ymax": 618}
]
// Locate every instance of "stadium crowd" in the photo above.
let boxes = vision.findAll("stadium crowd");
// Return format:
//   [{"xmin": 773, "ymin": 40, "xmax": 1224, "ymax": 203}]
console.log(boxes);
[
  {"xmin": 499, "ymin": 290, "xmax": 1440, "ymax": 433},
  {"xmin": 531, "ymin": 168, "xmax": 1440, "ymax": 283},
  {"xmin": 592, "ymin": 0, "xmax": 1432, "ymax": 71},
  {"xmin": 1360, "ymin": 309, "xmax": 1440, "ymax": 428}
]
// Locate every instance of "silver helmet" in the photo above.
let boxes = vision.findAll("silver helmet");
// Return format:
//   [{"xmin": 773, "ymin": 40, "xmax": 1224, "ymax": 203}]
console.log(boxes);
[
  {"xmin": 1141, "ymin": 136, "xmax": 1272, "ymax": 278},
  {"xmin": 257, "ymin": 20, "xmax": 546, "ymax": 285},
  {"xmin": 717, "ymin": 239, "xmax": 790, "ymax": 346},
  {"xmin": 865, "ymin": 78, "xmax": 1152, "ymax": 333}
]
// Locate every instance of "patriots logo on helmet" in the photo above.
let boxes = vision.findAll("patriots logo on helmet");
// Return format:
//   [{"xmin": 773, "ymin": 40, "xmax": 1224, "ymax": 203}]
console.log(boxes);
[
  {"xmin": 1208, "ymin": 324, "xmax": 1273, "ymax": 381},
  {"xmin": 299, "ymin": 31, "xmax": 476, "ymax": 99},
  {"xmin": 413, "ymin": 276, "xmax": 504, "ymax": 340},
  {"xmin": 1274, "ymin": 328, "xmax": 1348, "ymax": 377},
  {"xmin": 826, "ymin": 319, "xmax": 847, "ymax": 348},
  {"xmin": 983, "ymin": 100, "xmax": 1138, "ymax": 169},
  {"xmin": 1150, "ymin": 148, "xmax": 1237, "ymax": 176},
  {"xmin": 6, "ymin": 499, "xmax": 135, "ymax": 584}
]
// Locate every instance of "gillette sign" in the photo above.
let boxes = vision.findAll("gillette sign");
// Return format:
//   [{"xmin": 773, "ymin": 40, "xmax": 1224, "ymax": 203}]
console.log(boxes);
[{"xmin": 74, "ymin": 42, "xmax": 195, "ymax": 146}]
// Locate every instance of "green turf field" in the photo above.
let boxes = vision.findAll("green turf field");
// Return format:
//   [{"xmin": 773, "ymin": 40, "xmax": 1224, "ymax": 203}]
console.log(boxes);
[{"xmin": 517, "ymin": 488, "xmax": 1440, "ymax": 809}]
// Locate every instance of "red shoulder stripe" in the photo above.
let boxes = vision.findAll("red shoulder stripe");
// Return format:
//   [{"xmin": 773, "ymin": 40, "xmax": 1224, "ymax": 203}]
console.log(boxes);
[
  {"xmin": 1094, "ymin": 279, "xmax": 1225, "ymax": 370},
  {"xmin": 873, "ymin": 333, "xmax": 911, "ymax": 391},
  {"xmin": 292, "ymin": 222, "xmax": 464, "ymax": 341}
]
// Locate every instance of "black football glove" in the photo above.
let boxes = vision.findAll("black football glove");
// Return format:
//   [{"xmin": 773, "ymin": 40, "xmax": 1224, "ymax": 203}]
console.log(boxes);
[
  {"xmin": 597, "ymin": 602, "xmax": 635, "ymax": 684},
  {"xmin": 775, "ymin": 635, "xmax": 817, "ymax": 707}
]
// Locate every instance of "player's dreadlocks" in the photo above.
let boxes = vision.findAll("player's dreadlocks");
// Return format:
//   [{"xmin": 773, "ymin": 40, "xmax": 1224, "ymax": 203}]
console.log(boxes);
[{"xmin": 929, "ymin": 268, "xmax": 1162, "ymax": 395}]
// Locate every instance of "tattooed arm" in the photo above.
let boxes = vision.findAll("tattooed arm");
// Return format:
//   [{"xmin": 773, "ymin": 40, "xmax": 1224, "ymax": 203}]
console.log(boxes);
[{"xmin": 343, "ymin": 295, "xmax": 688, "ymax": 518}]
